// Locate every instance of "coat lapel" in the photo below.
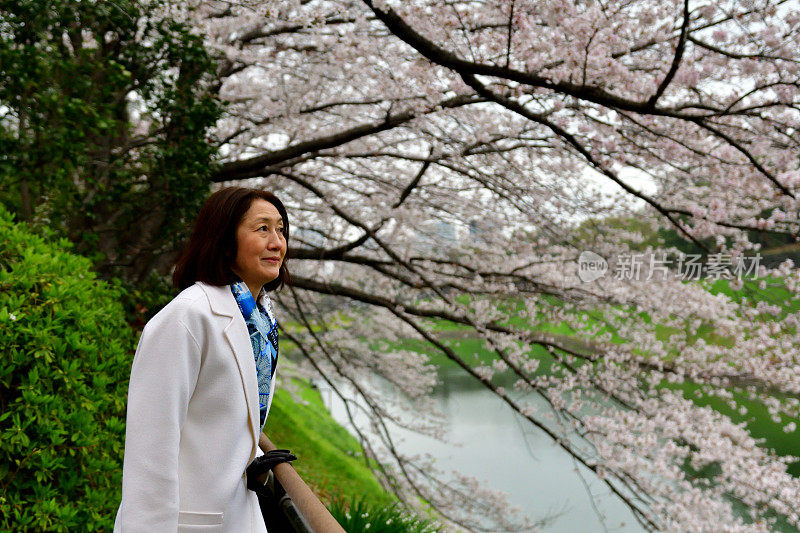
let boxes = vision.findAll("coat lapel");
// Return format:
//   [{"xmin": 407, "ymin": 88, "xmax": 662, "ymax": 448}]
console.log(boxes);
[{"xmin": 197, "ymin": 281, "xmax": 260, "ymax": 459}]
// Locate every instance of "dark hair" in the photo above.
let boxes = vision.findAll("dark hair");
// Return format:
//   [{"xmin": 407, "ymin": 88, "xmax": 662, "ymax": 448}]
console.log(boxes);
[{"xmin": 172, "ymin": 187, "xmax": 291, "ymax": 292}]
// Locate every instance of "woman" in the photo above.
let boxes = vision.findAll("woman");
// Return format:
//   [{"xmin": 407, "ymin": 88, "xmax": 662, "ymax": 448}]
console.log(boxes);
[{"xmin": 113, "ymin": 186, "xmax": 290, "ymax": 532}]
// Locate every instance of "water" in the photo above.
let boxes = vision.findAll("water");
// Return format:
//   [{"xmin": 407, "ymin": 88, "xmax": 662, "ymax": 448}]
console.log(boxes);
[{"xmin": 316, "ymin": 365, "xmax": 646, "ymax": 532}]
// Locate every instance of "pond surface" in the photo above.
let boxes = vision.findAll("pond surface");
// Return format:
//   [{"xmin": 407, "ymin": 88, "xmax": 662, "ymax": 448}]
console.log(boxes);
[{"xmin": 316, "ymin": 365, "xmax": 647, "ymax": 532}]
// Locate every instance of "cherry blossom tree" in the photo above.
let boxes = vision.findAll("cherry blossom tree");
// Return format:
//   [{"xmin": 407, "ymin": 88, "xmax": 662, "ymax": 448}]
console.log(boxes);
[{"xmin": 181, "ymin": 0, "xmax": 800, "ymax": 530}]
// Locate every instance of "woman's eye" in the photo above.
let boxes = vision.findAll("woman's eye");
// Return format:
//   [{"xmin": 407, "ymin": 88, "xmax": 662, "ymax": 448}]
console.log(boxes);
[{"xmin": 259, "ymin": 225, "xmax": 285, "ymax": 235}]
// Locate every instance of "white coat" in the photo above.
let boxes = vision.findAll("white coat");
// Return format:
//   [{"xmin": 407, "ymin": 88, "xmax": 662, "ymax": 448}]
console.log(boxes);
[{"xmin": 113, "ymin": 281, "xmax": 276, "ymax": 532}]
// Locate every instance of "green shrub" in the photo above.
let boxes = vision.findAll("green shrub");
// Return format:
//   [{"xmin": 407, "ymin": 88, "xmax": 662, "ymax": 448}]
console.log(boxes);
[
  {"xmin": 328, "ymin": 496, "xmax": 443, "ymax": 533},
  {"xmin": 0, "ymin": 205, "xmax": 133, "ymax": 531}
]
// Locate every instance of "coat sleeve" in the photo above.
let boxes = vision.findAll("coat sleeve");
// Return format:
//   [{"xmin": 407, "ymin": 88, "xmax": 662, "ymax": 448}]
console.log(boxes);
[{"xmin": 116, "ymin": 307, "xmax": 202, "ymax": 531}]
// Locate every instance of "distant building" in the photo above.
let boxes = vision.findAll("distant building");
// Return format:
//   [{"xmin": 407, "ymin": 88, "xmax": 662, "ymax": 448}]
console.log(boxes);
[
  {"xmin": 293, "ymin": 227, "xmax": 326, "ymax": 248},
  {"xmin": 414, "ymin": 219, "xmax": 462, "ymax": 257}
]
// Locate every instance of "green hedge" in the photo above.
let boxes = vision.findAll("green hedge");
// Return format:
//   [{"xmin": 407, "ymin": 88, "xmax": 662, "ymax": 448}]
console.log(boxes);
[{"xmin": 0, "ymin": 205, "xmax": 132, "ymax": 531}]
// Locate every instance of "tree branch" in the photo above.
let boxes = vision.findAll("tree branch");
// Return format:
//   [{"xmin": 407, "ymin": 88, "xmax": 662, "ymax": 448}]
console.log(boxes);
[
  {"xmin": 212, "ymin": 94, "xmax": 481, "ymax": 181},
  {"xmin": 646, "ymin": 0, "xmax": 690, "ymax": 109}
]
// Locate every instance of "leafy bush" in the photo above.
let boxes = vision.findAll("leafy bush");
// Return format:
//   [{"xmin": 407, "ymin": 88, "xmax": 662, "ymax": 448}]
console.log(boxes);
[
  {"xmin": 328, "ymin": 496, "xmax": 442, "ymax": 533},
  {"xmin": 0, "ymin": 205, "xmax": 133, "ymax": 531}
]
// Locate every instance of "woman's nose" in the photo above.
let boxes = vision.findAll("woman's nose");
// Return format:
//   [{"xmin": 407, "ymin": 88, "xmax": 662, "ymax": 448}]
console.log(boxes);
[{"xmin": 267, "ymin": 231, "xmax": 284, "ymax": 249}]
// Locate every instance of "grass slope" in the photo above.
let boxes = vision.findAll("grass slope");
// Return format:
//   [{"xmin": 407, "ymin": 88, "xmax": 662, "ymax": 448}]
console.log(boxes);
[{"xmin": 264, "ymin": 376, "xmax": 393, "ymax": 507}]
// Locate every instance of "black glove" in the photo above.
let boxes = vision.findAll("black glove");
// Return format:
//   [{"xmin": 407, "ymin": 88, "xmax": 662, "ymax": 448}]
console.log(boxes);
[{"xmin": 246, "ymin": 449, "xmax": 297, "ymax": 492}]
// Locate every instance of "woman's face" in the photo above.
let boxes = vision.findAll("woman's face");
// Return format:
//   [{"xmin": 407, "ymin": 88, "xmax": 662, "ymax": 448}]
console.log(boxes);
[{"xmin": 232, "ymin": 199, "xmax": 286, "ymax": 294}]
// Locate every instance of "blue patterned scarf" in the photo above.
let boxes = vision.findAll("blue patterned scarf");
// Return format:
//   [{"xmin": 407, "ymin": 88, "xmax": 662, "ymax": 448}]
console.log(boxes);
[{"xmin": 230, "ymin": 279, "xmax": 279, "ymax": 432}]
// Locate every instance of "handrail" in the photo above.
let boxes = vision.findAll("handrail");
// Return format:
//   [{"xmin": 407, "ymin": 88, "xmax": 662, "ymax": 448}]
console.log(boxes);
[{"xmin": 257, "ymin": 433, "xmax": 346, "ymax": 533}]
